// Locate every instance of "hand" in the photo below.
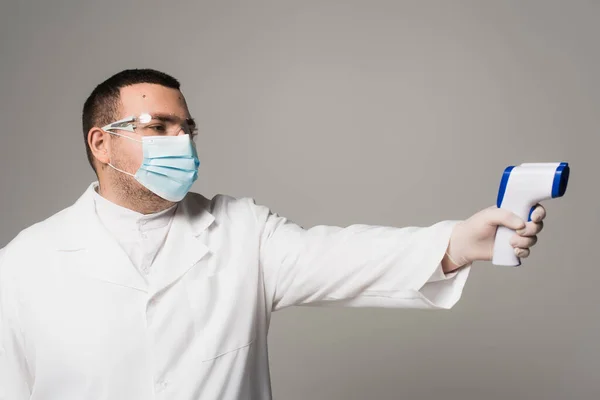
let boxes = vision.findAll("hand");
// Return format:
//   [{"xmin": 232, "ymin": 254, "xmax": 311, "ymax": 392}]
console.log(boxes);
[{"xmin": 442, "ymin": 204, "xmax": 547, "ymax": 272}]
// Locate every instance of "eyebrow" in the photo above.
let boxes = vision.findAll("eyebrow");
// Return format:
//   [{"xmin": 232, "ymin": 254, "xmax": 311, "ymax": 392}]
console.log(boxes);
[{"xmin": 150, "ymin": 113, "xmax": 196, "ymax": 127}]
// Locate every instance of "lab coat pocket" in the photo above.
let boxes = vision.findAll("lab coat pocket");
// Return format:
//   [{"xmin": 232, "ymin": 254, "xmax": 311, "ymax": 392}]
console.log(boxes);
[{"xmin": 185, "ymin": 266, "xmax": 257, "ymax": 362}]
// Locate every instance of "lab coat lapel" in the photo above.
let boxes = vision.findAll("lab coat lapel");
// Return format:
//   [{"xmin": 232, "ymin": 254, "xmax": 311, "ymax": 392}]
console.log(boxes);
[
  {"xmin": 56, "ymin": 184, "xmax": 148, "ymax": 292},
  {"xmin": 149, "ymin": 194, "xmax": 215, "ymax": 296}
]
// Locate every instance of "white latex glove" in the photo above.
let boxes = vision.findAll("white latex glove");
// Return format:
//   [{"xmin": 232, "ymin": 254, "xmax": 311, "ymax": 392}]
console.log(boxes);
[{"xmin": 444, "ymin": 204, "xmax": 546, "ymax": 269}]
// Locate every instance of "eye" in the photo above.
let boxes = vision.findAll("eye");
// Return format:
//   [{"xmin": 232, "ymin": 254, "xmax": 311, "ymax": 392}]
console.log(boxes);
[{"xmin": 149, "ymin": 125, "xmax": 167, "ymax": 134}]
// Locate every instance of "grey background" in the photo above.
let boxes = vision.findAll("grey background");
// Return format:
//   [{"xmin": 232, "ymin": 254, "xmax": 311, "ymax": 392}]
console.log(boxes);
[{"xmin": 1, "ymin": 0, "xmax": 598, "ymax": 399}]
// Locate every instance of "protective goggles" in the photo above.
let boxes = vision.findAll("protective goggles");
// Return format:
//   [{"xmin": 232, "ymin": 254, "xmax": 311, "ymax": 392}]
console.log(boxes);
[{"xmin": 101, "ymin": 113, "xmax": 198, "ymax": 139}]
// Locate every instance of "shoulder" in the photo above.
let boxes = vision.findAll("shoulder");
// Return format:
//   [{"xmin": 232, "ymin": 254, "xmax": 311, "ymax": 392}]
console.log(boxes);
[
  {"xmin": 0, "ymin": 208, "xmax": 73, "ymax": 307},
  {"xmin": 0, "ymin": 205, "xmax": 73, "ymax": 271},
  {"xmin": 186, "ymin": 191, "xmax": 267, "ymax": 222},
  {"xmin": 185, "ymin": 192, "xmax": 299, "ymax": 238},
  {"xmin": 3, "ymin": 206, "xmax": 71, "ymax": 252}
]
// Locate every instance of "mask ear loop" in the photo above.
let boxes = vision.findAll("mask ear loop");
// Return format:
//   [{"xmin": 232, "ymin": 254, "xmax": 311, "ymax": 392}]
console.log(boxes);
[
  {"xmin": 101, "ymin": 124, "xmax": 142, "ymax": 178},
  {"xmin": 107, "ymin": 161, "xmax": 136, "ymax": 178},
  {"xmin": 105, "ymin": 130, "xmax": 143, "ymax": 143}
]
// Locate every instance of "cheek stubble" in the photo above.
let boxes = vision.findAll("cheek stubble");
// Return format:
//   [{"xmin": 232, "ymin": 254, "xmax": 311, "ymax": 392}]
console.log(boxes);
[{"xmin": 110, "ymin": 144, "xmax": 172, "ymax": 210}]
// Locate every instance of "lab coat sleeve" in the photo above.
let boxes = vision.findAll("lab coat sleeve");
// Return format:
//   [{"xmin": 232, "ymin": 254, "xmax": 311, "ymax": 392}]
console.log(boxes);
[
  {"xmin": 0, "ymin": 247, "xmax": 30, "ymax": 400},
  {"xmin": 252, "ymin": 200, "xmax": 471, "ymax": 312}
]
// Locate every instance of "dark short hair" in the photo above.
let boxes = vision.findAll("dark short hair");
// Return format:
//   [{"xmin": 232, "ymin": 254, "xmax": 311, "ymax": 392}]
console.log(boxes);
[{"xmin": 81, "ymin": 68, "xmax": 181, "ymax": 173}]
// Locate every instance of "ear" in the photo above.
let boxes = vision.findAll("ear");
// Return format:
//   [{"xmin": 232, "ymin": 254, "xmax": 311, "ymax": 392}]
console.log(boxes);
[{"xmin": 88, "ymin": 127, "xmax": 111, "ymax": 165}]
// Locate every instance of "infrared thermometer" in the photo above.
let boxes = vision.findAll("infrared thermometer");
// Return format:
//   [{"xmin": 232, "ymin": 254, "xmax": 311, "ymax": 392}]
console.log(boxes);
[{"xmin": 493, "ymin": 162, "xmax": 570, "ymax": 266}]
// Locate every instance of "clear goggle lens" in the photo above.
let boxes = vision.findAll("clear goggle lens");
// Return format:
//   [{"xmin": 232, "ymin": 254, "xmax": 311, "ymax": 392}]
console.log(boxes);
[{"xmin": 102, "ymin": 113, "xmax": 198, "ymax": 139}]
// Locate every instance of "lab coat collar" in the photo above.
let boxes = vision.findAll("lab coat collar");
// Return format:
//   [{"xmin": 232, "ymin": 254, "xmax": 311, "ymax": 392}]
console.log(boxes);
[
  {"xmin": 56, "ymin": 182, "xmax": 215, "ymax": 293},
  {"xmin": 149, "ymin": 187, "xmax": 214, "ymax": 296}
]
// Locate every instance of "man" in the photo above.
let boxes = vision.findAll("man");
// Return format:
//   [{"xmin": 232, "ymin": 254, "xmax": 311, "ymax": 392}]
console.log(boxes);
[{"xmin": 0, "ymin": 69, "xmax": 544, "ymax": 399}]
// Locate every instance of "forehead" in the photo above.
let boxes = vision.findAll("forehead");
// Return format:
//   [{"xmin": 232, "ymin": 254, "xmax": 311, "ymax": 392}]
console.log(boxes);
[{"xmin": 118, "ymin": 83, "xmax": 190, "ymax": 119}]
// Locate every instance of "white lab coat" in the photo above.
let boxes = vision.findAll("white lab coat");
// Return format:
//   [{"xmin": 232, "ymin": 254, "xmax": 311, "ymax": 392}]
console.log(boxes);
[{"xmin": 0, "ymin": 183, "xmax": 471, "ymax": 399}]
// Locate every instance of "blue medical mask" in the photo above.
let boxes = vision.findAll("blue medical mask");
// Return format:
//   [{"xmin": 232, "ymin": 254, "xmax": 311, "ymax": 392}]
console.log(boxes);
[{"xmin": 106, "ymin": 132, "xmax": 200, "ymax": 202}]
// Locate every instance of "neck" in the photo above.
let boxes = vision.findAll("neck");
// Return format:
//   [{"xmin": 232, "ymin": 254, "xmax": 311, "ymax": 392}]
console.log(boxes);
[{"xmin": 96, "ymin": 182, "xmax": 175, "ymax": 215}]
